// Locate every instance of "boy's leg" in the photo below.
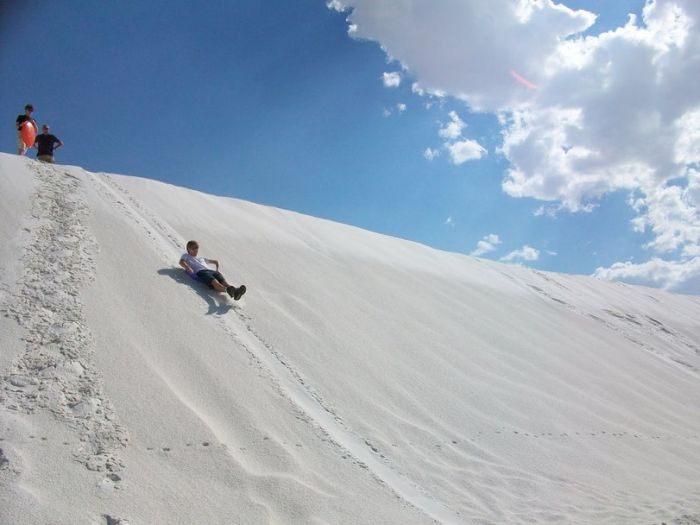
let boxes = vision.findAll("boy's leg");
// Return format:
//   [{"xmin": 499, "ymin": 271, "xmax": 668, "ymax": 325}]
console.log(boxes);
[
  {"xmin": 210, "ymin": 279, "xmax": 227, "ymax": 293},
  {"xmin": 210, "ymin": 271, "xmax": 233, "ymax": 295},
  {"xmin": 209, "ymin": 272, "xmax": 241, "ymax": 299},
  {"xmin": 211, "ymin": 278, "xmax": 238, "ymax": 298}
]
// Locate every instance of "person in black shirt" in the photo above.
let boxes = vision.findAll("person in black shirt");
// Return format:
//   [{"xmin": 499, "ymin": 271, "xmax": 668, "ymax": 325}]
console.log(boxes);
[
  {"xmin": 34, "ymin": 124, "xmax": 63, "ymax": 163},
  {"xmin": 15, "ymin": 104, "xmax": 37, "ymax": 155}
]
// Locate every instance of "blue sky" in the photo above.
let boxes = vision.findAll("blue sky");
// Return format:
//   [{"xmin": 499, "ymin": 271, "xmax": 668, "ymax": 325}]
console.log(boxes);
[{"xmin": 2, "ymin": 1, "xmax": 699, "ymax": 293}]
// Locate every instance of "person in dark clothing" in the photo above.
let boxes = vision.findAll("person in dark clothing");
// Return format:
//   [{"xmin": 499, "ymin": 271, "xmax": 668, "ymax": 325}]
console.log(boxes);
[
  {"xmin": 15, "ymin": 104, "xmax": 37, "ymax": 155},
  {"xmin": 34, "ymin": 124, "xmax": 63, "ymax": 163}
]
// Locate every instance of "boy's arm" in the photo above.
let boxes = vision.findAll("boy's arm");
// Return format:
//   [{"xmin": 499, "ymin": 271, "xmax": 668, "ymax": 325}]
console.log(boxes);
[
  {"xmin": 206, "ymin": 258, "xmax": 219, "ymax": 270},
  {"xmin": 179, "ymin": 259, "xmax": 193, "ymax": 274}
]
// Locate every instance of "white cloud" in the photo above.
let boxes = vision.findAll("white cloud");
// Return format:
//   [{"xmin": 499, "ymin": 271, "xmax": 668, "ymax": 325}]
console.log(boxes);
[
  {"xmin": 445, "ymin": 216, "xmax": 455, "ymax": 227},
  {"xmin": 333, "ymin": 0, "xmax": 700, "ymax": 293},
  {"xmin": 674, "ymin": 108, "xmax": 700, "ymax": 165},
  {"xmin": 446, "ymin": 139, "xmax": 487, "ymax": 164},
  {"xmin": 499, "ymin": 1, "xmax": 700, "ymax": 236},
  {"xmin": 384, "ymin": 103, "xmax": 407, "ymax": 117},
  {"xmin": 336, "ymin": 0, "xmax": 595, "ymax": 110},
  {"xmin": 383, "ymin": 71, "xmax": 402, "ymax": 88},
  {"xmin": 424, "ymin": 147, "xmax": 440, "ymax": 161},
  {"xmin": 594, "ymin": 169, "xmax": 700, "ymax": 291},
  {"xmin": 593, "ymin": 257, "xmax": 700, "ymax": 295},
  {"xmin": 439, "ymin": 111, "xmax": 466, "ymax": 140},
  {"xmin": 500, "ymin": 245, "xmax": 540, "ymax": 263},
  {"xmin": 630, "ymin": 179, "xmax": 700, "ymax": 256},
  {"xmin": 326, "ymin": 0, "xmax": 346, "ymax": 12},
  {"xmin": 471, "ymin": 234, "xmax": 501, "ymax": 256},
  {"xmin": 437, "ymin": 111, "xmax": 486, "ymax": 164}
]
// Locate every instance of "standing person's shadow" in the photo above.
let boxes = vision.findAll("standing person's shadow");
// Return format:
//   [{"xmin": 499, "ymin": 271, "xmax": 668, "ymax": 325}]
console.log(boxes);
[{"xmin": 158, "ymin": 268, "xmax": 234, "ymax": 315}]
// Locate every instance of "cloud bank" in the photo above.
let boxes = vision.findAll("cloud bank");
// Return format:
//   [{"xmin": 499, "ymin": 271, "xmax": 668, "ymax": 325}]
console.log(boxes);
[{"xmin": 329, "ymin": 0, "xmax": 700, "ymax": 293}]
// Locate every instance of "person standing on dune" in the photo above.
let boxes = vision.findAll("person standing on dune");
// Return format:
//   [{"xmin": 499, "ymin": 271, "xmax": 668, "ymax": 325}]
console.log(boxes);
[
  {"xmin": 34, "ymin": 124, "xmax": 63, "ymax": 163},
  {"xmin": 15, "ymin": 104, "xmax": 37, "ymax": 156}
]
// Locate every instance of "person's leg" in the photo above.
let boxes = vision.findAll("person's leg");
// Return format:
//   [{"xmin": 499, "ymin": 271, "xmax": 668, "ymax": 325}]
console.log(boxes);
[
  {"xmin": 210, "ymin": 271, "xmax": 233, "ymax": 292},
  {"xmin": 207, "ymin": 271, "xmax": 243, "ymax": 299},
  {"xmin": 17, "ymin": 135, "xmax": 26, "ymax": 156},
  {"xmin": 213, "ymin": 278, "xmax": 238, "ymax": 298},
  {"xmin": 209, "ymin": 279, "xmax": 228, "ymax": 293},
  {"xmin": 196, "ymin": 270, "xmax": 232, "ymax": 294}
]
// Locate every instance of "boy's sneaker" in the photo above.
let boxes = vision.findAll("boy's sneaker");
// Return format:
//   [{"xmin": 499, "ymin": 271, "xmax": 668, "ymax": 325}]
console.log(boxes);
[
  {"xmin": 226, "ymin": 286, "xmax": 236, "ymax": 298},
  {"xmin": 233, "ymin": 285, "xmax": 247, "ymax": 301}
]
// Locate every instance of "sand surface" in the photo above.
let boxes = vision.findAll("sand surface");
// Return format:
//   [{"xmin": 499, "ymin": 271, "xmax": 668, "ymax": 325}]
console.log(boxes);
[{"xmin": 1, "ymin": 154, "xmax": 699, "ymax": 524}]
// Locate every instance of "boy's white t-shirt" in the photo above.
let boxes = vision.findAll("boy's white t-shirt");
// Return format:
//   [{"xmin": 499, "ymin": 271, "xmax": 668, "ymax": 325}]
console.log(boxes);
[{"xmin": 180, "ymin": 253, "xmax": 210, "ymax": 273}]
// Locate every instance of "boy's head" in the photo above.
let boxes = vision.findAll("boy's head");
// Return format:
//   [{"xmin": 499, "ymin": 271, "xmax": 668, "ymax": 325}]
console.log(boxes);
[
  {"xmin": 24, "ymin": 104, "xmax": 33, "ymax": 113},
  {"xmin": 186, "ymin": 240, "xmax": 199, "ymax": 254}
]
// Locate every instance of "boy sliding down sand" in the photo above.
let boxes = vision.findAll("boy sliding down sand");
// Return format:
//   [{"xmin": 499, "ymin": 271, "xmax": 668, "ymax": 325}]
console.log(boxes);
[{"xmin": 179, "ymin": 240, "xmax": 246, "ymax": 300}]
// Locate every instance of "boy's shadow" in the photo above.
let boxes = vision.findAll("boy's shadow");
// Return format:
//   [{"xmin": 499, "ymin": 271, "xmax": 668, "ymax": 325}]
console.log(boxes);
[{"xmin": 158, "ymin": 268, "xmax": 234, "ymax": 316}]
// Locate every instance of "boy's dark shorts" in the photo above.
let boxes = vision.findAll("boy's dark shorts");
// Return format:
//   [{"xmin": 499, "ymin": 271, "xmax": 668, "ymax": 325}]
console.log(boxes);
[{"xmin": 196, "ymin": 269, "xmax": 226, "ymax": 287}]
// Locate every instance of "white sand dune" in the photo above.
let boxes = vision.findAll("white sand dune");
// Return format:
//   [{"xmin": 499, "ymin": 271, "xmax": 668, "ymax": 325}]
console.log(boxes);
[{"xmin": 1, "ymin": 153, "xmax": 699, "ymax": 524}]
